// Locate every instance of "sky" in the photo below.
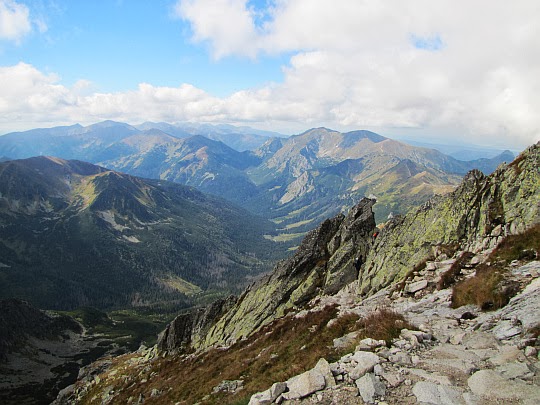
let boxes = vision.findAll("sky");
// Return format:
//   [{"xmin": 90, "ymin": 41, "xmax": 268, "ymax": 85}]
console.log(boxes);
[{"xmin": 0, "ymin": 0, "xmax": 539, "ymax": 150}]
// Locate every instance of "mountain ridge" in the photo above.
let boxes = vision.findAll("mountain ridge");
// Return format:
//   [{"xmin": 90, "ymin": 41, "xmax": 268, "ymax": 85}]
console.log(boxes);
[
  {"xmin": 0, "ymin": 156, "xmax": 283, "ymax": 310},
  {"xmin": 0, "ymin": 122, "xmax": 514, "ymax": 232}
]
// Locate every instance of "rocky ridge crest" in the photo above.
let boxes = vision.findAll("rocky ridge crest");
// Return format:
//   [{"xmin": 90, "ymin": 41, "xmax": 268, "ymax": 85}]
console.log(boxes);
[{"xmin": 163, "ymin": 143, "xmax": 539, "ymax": 353}]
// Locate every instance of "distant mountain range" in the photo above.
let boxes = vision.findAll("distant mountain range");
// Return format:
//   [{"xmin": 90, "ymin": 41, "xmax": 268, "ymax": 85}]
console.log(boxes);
[
  {"xmin": 0, "ymin": 122, "xmax": 514, "ymax": 240},
  {"xmin": 0, "ymin": 156, "xmax": 282, "ymax": 310}
]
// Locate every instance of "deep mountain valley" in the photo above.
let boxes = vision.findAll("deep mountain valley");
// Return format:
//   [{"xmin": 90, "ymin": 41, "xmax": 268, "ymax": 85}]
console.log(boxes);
[{"xmin": 0, "ymin": 156, "xmax": 283, "ymax": 311}]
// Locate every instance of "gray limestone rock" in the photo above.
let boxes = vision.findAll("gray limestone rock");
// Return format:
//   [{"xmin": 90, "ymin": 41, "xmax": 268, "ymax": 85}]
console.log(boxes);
[
  {"xmin": 493, "ymin": 320, "xmax": 522, "ymax": 340},
  {"xmin": 157, "ymin": 295, "xmax": 237, "ymax": 352},
  {"xmin": 468, "ymin": 369, "xmax": 540, "ymax": 402},
  {"xmin": 412, "ymin": 381, "xmax": 465, "ymax": 405},
  {"xmin": 355, "ymin": 373, "xmax": 386, "ymax": 404},
  {"xmin": 283, "ymin": 368, "xmax": 326, "ymax": 400},
  {"xmin": 356, "ymin": 337, "xmax": 386, "ymax": 351},
  {"xmin": 313, "ymin": 358, "xmax": 336, "ymax": 388},
  {"xmin": 462, "ymin": 331, "xmax": 500, "ymax": 350},
  {"xmin": 333, "ymin": 331, "xmax": 359, "ymax": 350},
  {"xmin": 349, "ymin": 351, "xmax": 380, "ymax": 380},
  {"xmin": 405, "ymin": 280, "xmax": 428, "ymax": 294},
  {"xmin": 495, "ymin": 361, "xmax": 533, "ymax": 380},
  {"xmin": 388, "ymin": 351, "xmax": 412, "ymax": 366},
  {"xmin": 212, "ymin": 379, "xmax": 243, "ymax": 394},
  {"xmin": 499, "ymin": 277, "xmax": 540, "ymax": 331},
  {"xmin": 248, "ymin": 382, "xmax": 286, "ymax": 405},
  {"xmin": 408, "ymin": 368, "xmax": 453, "ymax": 386}
]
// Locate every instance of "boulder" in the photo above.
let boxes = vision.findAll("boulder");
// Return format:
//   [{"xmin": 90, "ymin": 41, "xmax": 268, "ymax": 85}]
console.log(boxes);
[
  {"xmin": 412, "ymin": 381, "xmax": 464, "ymax": 405},
  {"xmin": 355, "ymin": 373, "xmax": 386, "ymax": 404},
  {"xmin": 212, "ymin": 379, "xmax": 243, "ymax": 394},
  {"xmin": 248, "ymin": 382, "xmax": 286, "ymax": 405},
  {"xmin": 333, "ymin": 331, "xmax": 359, "ymax": 350},
  {"xmin": 283, "ymin": 368, "xmax": 326, "ymax": 400},
  {"xmin": 313, "ymin": 358, "xmax": 336, "ymax": 388},
  {"xmin": 468, "ymin": 369, "xmax": 540, "ymax": 402},
  {"xmin": 492, "ymin": 320, "xmax": 522, "ymax": 340},
  {"xmin": 388, "ymin": 351, "xmax": 412, "ymax": 366},
  {"xmin": 405, "ymin": 280, "xmax": 428, "ymax": 294},
  {"xmin": 356, "ymin": 338, "xmax": 386, "ymax": 351},
  {"xmin": 349, "ymin": 351, "xmax": 380, "ymax": 380}
]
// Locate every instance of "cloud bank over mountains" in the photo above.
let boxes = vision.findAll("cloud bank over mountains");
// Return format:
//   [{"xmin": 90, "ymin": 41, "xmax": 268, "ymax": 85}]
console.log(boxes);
[{"xmin": 0, "ymin": 0, "xmax": 539, "ymax": 149}]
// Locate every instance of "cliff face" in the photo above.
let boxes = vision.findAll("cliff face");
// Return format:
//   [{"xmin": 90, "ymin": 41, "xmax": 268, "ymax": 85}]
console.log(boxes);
[
  {"xmin": 157, "ymin": 295, "xmax": 237, "ymax": 352},
  {"xmin": 358, "ymin": 142, "xmax": 540, "ymax": 296},
  {"xmin": 198, "ymin": 198, "xmax": 376, "ymax": 349}
]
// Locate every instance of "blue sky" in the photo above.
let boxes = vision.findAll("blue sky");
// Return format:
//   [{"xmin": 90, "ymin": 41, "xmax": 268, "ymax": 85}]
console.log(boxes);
[
  {"xmin": 0, "ymin": 0, "xmax": 287, "ymax": 95},
  {"xmin": 0, "ymin": 0, "xmax": 538, "ymax": 149}
]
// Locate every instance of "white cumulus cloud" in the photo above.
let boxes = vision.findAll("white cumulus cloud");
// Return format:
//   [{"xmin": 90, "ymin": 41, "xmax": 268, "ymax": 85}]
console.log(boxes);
[
  {"xmin": 170, "ymin": 0, "xmax": 540, "ymax": 148},
  {"xmin": 0, "ymin": 0, "xmax": 31, "ymax": 42}
]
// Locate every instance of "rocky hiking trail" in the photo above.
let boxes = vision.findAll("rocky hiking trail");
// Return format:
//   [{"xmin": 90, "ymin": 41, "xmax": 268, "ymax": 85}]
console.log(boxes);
[{"xmin": 248, "ymin": 257, "xmax": 540, "ymax": 405}]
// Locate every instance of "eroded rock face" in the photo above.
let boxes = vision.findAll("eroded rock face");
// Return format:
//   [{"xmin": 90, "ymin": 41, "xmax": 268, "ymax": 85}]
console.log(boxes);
[
  {"xmin": 156, "ymin": 295, "xmax": 237, "ymax": 352},
  {"xmin": 358, "ymin": 143, "xmax": 540, "ymax": 296},
  {"xmin": 198, "ymin": 198, "xmax": 376, "ymax": 349}
]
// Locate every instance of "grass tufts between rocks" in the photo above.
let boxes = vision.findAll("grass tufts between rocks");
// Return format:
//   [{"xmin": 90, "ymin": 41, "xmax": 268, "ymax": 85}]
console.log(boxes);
[
  {"xmin": 451, "ymin": 225, "xmax": 539, "ymax": 311},
  {"xmin": 77, "ymin": 305, "xmax": 365, "ymax": 405},
  {"xmin": 451, "ymin": 264, "xmax": 518, "ymax": 310},
  {"xmin": 490, "ymin": 224, "xmax": 539, "ymax": 263},
  {"xmin": 357, "ymin": 308, "xmax": 415, "ymax": 345}
]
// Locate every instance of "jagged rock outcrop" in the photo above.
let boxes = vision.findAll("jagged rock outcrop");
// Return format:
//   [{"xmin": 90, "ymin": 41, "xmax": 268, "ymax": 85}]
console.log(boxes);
[
  {"xmin": 156, "ymin": 295, "xmax": 237, "ymax": 352},
  {"xmin": 194, "ymin": 198, "xmax": 376, "ymax": 349},
  {"xmin": 358, "ymin": 142, "xmax": 540, "ymax": 296}
]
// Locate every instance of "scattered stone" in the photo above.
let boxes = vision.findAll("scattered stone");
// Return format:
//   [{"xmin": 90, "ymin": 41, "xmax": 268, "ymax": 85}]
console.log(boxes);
[
  {"xmin": 373, "ymin": 364, "xmax": 384, "ymax": 376},
  {"xmin": 412, "ymin": 381, "xmax": 464, "ymax": 405},
  {"xmin": 491, "ymin": 224, "xmax": 503, "ymax": 237},
  {"xmin": 450, "ymin": 332, "xmax": 466, "ymax": 345},
  {"xmin": 313, "ymin": 358, "xmax": 336, "ymax": 388},
  {"xmin": 388, "ymin": 351, "xmax": 412, "ymax": 366},
  {"xmin": 421, "ymin": 358, "xmax": 477, "ymax": 375},
  {"xmin": 499, "ymin": 277, "xmax": 540, "ymax": 331},
  {"xmin": 283, "ymin": 368, "xmax": 325, "ymax": 400},
  {"xmin": 426, "ymin": 262, "xmax": 437, "ymax": 271},
  {"xmin": 212, "ymin": 380, "xmax": 243, "ymax": 394},
  {"xmin": 468, "ymin": 369, "xmax": 540, "ymax": 402},
  {"xmin": 349, "ymin": 351, "xmax": 380, "ymax": 380},
  {"xmin": 470, "ymin": 256, "xmax": 482, "ymax": 266},
  {"xmin": 356, "ymin": 337, "xmax": 386, "ymax": 351},
  {"xmin": 408, "ymin": 368, "xmax": 453, "ymax": 386},
  {"xmin": 493, "ymin": 320, "xmax": 522, "ymax": 340},
  {"xmin": 489, "ymin": 345, "xmax": 525, "ymax": 366},
  {"xmin": 462, "ymin": 331, "xmax": 499, "ymax": 350},
  {"xmin": 379, "ymin": 371, "xmax": 403, "ymax": 388},
  {"xmin": 355, "ymin": 373, "xmax": 386, "ymax": 404},
  {"xmin": 406, "ymin": 280, "xmax": 428, "ymax": 294},
  {"xmin": 249, "ymin": 382, "xmax": 287, "ymax": 405},
  {"xmin": 495, "ymin": 362, "xmax": 533, "ymax": 380},
  {"xmin": 524, "ymin": 346, "xmax": 537, "ymax": 357},
  {"xmin": 333, "ymin": 331, "xmax": 359, "ymax": 349}
]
